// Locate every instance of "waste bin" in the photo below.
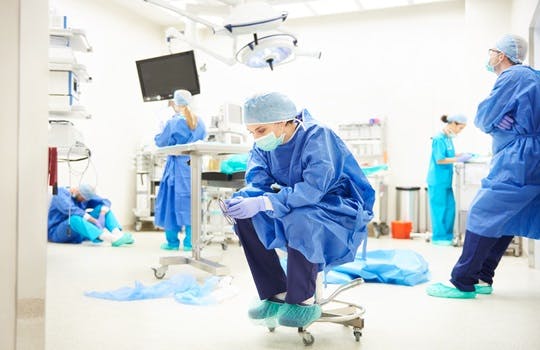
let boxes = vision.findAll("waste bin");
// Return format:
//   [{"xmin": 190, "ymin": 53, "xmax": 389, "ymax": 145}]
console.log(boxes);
[{"xmin": 396, "ymin": 186, "xmax": 420, "ymax": 233}]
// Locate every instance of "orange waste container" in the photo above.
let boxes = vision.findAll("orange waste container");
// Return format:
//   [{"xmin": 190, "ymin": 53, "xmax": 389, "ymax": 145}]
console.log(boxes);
[{"xmin": 391, "ymin": 221, "xmax": 412, "ymax": 239}]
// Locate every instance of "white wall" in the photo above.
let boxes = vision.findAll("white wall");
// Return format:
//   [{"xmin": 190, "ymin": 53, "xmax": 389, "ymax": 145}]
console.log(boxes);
[
  {"xmin": 1, "ymin": 0, "xmax": 48, "ymax": 349},
  {"xmin": 50, "ymin": 0, "xmax": 165, "ymax": 226}
]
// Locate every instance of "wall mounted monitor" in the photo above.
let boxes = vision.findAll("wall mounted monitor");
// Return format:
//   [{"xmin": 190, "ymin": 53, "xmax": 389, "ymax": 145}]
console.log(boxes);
[{"xmin": 136, "ymin": 50, "xmax": 200, "ymax": 102}]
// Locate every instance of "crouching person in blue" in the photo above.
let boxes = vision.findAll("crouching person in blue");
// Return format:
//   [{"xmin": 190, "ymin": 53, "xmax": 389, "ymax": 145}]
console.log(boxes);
[
  {"xmin": 223, "ymin": 92, "xmax": 375, "ymax": 328},
  {"xmin": 48, "ymin": 184, "xmax": 133, "ymax": 247}
]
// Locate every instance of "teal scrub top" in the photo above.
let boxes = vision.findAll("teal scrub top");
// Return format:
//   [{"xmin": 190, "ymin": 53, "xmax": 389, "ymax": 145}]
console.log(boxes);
[{"xmin": 427, "ymin": 132, "xmax": 455, "ymax": 187}]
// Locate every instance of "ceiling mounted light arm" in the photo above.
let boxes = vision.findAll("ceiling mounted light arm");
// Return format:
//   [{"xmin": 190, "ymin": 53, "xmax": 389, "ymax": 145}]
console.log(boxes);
[
  {"xmin": 166, "ymin": 27, "xmax": 236, "ymax": 66},
  {"xmin": 224, "ymin": 12, "xmax": 288, "ymax": 34},
  {"xmin": 144, "ymin": 0, "xmax": 225, "ymax": 34}
]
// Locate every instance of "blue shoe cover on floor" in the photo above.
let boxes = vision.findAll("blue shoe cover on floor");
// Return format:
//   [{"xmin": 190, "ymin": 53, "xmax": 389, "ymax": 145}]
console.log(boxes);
[
  {"xmin": 277, "ymin": 303, "xmax": 322, "ymax": 327},
  {"xmin": 125, "ymin": 233, "xmax": 134, "ymax": 244},
  {"xmin": 112, "ymin": 233, "xmax": 133, "ymax": 247},
  {"xmin": 160, "ymin": 242, "xmax": 179, "ymax": 251},
  {"xmin": 248, "ymin": 299, "xmax": 283, "ymax": 320},
  {"xmin": 474, "ymin": 284, "xmax": 493, "ymax": 294},
  {"xmin": 426, "ymin": 282, "xmax": 476, "ymax": 299}
]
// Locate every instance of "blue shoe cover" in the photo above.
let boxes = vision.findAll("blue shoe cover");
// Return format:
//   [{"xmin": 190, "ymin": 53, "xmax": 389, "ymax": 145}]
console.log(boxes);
[
  {"xmin": 125, "ymin": 233, "xmax": 134, "ymax": 244},
  {"xmin": 183, "ymin": 244, "xmax": 192, "ymax": 252},
  {"xmin": 426, "ymin": 282, "xmax": 476, "ymax": 299},
  {"xmin": 248, "ymin": 299, "xmax": 283, "ymax": 320},
  {"xmin": 474, "ymin": 284, "xmax": 493, "ymax": 295},
  {"xmin": 277, "ymin": 303, "xmax": 322, "ymax": 327},
  {"xmin": 160, "ymin": 242, "xmax": 179, "ymax": 251},
  {"xmin": 112, "ymin": 233, "xmax": 132, "ymax": 247},
  {"xmin": 432, "ymin": 240, "xmax": 453, "ymax": 246}
]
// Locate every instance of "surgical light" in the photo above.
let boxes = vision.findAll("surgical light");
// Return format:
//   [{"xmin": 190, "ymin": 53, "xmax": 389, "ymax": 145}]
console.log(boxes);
[{"xmin": 236, "ymin": 34, "xmax": 297, "ymax": 70}]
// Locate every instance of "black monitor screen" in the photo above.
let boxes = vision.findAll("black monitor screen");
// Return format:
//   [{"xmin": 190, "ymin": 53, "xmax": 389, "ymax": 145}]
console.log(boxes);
[{"xmin": 136, "ymin": 50, "xmax": 200, "ymax": 102}]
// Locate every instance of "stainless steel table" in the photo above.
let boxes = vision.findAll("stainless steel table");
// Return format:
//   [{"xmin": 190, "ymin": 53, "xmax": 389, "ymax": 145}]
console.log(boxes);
[{"xmin": 151, "ymin": 141, "xmax": 251, "ymax": 278}]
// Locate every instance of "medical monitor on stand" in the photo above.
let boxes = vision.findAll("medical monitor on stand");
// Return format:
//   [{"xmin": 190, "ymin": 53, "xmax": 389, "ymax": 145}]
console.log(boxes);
[
  {"xmin": 136, "ymin": 50, "xmax": 200, "ymax": 102},
  {"xmin": 208, "ymin": 103, "xmax": 247, "ymax": 144}
]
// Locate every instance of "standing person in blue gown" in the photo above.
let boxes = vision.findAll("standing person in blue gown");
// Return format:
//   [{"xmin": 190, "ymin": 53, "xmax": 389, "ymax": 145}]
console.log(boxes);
[
  {"xmin": 154, "ymin": 89, "xmax": 207, "ymax": 251},
  {"xmin": 427, "ymin": 114, "xmax": 471, "ymax": 246},
  {"xmin": 48, "ymin": 184, "xmax": 133, "ymax": 246},
  {"xmin": 427, "ymin": 34, "xmax": 540, "ymax": 299},
  {"xmin": 223, "ymin": 92, "xmax": 375, "ymax": 327}
]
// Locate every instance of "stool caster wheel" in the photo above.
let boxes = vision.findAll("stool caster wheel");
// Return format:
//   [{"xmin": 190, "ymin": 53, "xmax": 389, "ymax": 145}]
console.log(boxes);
[
  {"xmin": 353, "ymin": 328, "xmax": 362, "ymax": 342},
  {"xmin": 302, "ymin": 332, "xmax": 314, "ymax": 346},
  {"xmin": 152, "ymin": 266, "xmax": 167, "ymax": 279}
]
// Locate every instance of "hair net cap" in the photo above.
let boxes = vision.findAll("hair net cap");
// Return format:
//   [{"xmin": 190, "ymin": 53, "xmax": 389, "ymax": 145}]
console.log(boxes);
[
  {"xmin": 78, "ymin": 184, "xmax": 96, "ymax": 200},
  {"xmin": 495, "ymin": 34, "xmax": 528, "ymax": 64},
  {"xmin": 448, "ymin": 114, "xmax": 467, "ymax": 124},
  {"xmin": 173, "ymin": 89, "xmax": 192, "ymax": 106},
  {"xmin": 243, "ymin": 92, "xmax": 297, "ymax": 125}
]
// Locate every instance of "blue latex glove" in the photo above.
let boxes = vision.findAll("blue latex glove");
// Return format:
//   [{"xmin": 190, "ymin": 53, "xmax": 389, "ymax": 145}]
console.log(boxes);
[
  {"xmin": 456, "ymin": 153, "xmax": 472, "ymax": 163},
  {"xmin": 496, "ymin": 115, "xmax": 514, "ymax": 130},
  {"xmin": 226, "ymin": 196, "xmax": 267, "ymax": 219}
]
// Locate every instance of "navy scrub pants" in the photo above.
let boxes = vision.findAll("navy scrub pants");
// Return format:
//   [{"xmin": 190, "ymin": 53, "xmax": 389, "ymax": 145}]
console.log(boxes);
[
  {"xmin": 234, "ymin": 218, "xmax": 318, "ymax": 304},
  {"xmin": 450, "ymin": 230, "xmax": 514, "ymax": 292}
]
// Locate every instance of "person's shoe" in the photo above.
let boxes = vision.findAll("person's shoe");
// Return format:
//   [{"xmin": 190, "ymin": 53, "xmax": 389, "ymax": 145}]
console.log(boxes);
[
  {"xmin": 248, "ymin": 299, "xmax": 283, "ymax": 320},
  {"xmin": 183, "ymin": 244, "xmax": 192, "ymax": 252},
  {"xmin": 474, "ymin": 284, "xmax": 493, "ymax": 295},
  {"xmin": 111, "ymin": 233, "xmax": 133, "ymax": 247},
  {"xmin": 432, "ymin": 240, "xmax": 453, "ymax": 246},
  {"xmin": 124, "ymin": 233, "xmax": 135, "ymax": 244},
  {"xmin": 160, "ymin": 242, "xmax": 179, "ymax": 251},
  {"xmin": 426, "ymin": 282, "xmax": 476, "ymax": 299},
  {"xmin": 277, "ymin": 303, "xmax": 322, "ymax": 327}
]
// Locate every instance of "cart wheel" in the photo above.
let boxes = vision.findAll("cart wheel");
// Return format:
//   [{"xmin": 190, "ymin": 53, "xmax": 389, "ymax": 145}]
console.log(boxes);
[
  {"xmin": 135, "ymin": 221, "xmax": 142, "ymax": 232},
  {"xmin": 353, "ymin": 328, "xmax": 362, "ymax": 342},
  {"xmin": 373, "ymin": 222, "xmax": 381, "ymax": 238},
  {"xmin": 221, "ymin": 243, "xmax": 228, "ymax": 251},
  {"xmin": 151, "ymin": 266, "xmax": 167, "ymax": 279},
  {"xmin": 268, "ymin": 327, "xmax": 275, "ymax": 332},
  {"xmin": 302, "ymin": 332, "xmax": 314, "ymax": 346}
]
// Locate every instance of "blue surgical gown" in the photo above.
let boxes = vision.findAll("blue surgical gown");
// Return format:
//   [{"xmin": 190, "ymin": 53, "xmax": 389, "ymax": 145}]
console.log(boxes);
[
  {"xmin": 467, "ymin": 65, "xmax": 540, "ymax": 239},
  {"xmin": 235, "ymin": 109, "xmax": 375, "ymax": 269},
  {"xmin": 154, "ymin": 114, "xmax": 207, "ymax": 231},
  {"xmin": 48, "ymin": 187, "xmax": 111, "ymax": 243}
]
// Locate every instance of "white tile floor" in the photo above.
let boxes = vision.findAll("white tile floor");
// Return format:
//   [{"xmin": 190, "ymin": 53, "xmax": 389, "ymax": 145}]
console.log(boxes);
[{"xmin": 46, "ymin": 231, "xmax": 540, "ymax": 350}]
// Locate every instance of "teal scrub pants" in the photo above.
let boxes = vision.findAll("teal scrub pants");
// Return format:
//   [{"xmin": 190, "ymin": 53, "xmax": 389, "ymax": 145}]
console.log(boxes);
[
  {"xmin": 165, "ymin": 225, "xmax": 192, "ymax": 248},
  {"xmin": 69, "ymin": 205, "xmax": 122, "ymax": 242},
  {"xmin": 428, "ymin": 185, "xmax": 455, "ymax": 242}
]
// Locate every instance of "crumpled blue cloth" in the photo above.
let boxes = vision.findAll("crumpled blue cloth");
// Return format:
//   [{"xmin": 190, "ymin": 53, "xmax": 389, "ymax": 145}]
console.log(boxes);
[
  {"xmin": 279, "ymin": 249, "xmax": 429, "ymax": 286},
  {"xmin": 333, "ymin": 249, "xmax": 430, "ymax": 286},
  {"xmin": 84, "ymin": 274, "xmax": 225, "ymax": 305}
]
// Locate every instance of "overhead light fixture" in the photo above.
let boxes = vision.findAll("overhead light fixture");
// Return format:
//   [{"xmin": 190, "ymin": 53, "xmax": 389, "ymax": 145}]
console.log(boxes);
[
  {"xmin": 236, "ymin": 33, "xmax": 297, "ymax": 70},
  {"xmin": 145, "ymin": 0, "xmax": 320, "ymax": 70}
]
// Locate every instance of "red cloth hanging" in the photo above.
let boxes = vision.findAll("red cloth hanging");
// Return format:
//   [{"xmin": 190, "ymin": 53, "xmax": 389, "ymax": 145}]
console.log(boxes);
[{"xmin": 48, "ymin": 147, "xmax": 58, "ymax": 194}]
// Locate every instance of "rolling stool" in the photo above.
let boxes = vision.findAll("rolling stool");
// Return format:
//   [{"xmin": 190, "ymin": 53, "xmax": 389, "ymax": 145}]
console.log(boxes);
[{"xmin": 268, "ymin": 274, "xmax": 366, "ymax": 346}]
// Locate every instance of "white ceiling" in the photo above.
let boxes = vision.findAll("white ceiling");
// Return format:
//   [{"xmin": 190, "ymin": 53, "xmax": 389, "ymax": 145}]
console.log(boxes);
[{"xmin": 110, "ymin": 0, "xmax": 457, "ymax": 27}]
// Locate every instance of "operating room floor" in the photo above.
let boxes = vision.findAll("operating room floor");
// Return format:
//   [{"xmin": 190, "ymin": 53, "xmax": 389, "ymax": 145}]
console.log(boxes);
[{"xmin": 46, "ymin": 231, "xmax": 540, "ymax": 350}]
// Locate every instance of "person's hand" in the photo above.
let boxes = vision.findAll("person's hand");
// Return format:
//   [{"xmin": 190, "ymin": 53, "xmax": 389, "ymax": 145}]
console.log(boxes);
[
  {"xmin": 497, "ymin": 115, "xmax": 515, "ymax": 130},
  {"xmin": 226, "ymin": 196, "xmax": 267, "ymax": 219},
  {"xmin": 100, "ymin": 206, "xmax": 110, "ymax": 215},
  {"xmin": 456, "ymin": 153, "xmax": 473, "ymax": 163}
]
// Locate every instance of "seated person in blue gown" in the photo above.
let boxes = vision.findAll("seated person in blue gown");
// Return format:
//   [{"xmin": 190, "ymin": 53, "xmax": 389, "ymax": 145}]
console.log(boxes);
[
  {"xmin": 223, "ymin": 92, "xmax": 375, "ymax": 328},
  {"xmin": 48, "ymin": 184, "xmax": 133, "ymax": 247}
]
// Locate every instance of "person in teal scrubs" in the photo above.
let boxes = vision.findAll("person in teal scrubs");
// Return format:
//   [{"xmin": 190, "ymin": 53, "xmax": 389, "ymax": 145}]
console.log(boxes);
[{"xmin": 427, "ymin": 114, "xmax": 471, "ymax": 245}]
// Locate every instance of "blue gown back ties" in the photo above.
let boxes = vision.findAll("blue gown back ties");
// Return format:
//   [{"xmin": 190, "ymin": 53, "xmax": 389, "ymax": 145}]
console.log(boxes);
[
  {"xmin": 235, "ymin": 109, "xmax": 375, "ymax": 271},
  {"xmin": 154, "ymin": 114, "xmax": 207, "ymax": 231},
  {"xmin": 468, "ymin": 65, "xmax": 540, "ymax": 239}
]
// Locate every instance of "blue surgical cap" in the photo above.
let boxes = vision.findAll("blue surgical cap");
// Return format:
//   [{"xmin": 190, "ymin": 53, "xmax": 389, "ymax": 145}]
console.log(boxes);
[
  {"xmin": 495, "ymin": 34, "xmax": 528, "ymax": 64},
  {"xmin": 78, "ymin": 184, "xmax": 96, "ymax": 200},
  {"xmin": 173, "ymin": 89, "xmax": 192, "ymax": 106},
  {"xmin": 447, "ymin": 114, "xmax": 467, "ymax": 124},
  {"xmin": 243, "ymin": 92, "xmax": 297, "ymax": 125}
]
